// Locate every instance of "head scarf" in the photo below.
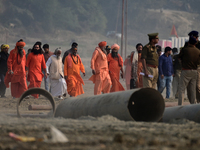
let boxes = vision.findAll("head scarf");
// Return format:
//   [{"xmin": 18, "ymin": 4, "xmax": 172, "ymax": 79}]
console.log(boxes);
[
  {"xmin": 16, "ymin": 39, "xmax": 26, "ymax": 47},
  {"xmin": 1, "ymin": 44, "xmax": 9, "ymax": 51},
  {"xmin": 111, "ymin": 43, "xmax": 120, "ymax": 50},
  {"xmin": 98, "ymin": 41, "xmax": 107, "ymax": 47}
]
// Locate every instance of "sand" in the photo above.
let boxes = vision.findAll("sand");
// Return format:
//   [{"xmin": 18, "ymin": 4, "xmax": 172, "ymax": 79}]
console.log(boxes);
[{"xmin": 0, "ymin": 78, "xmax": 199, "ymax": 150}]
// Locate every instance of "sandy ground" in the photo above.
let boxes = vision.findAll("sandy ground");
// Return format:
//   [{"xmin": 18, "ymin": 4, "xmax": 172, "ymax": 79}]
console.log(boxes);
[{"xmin": 0, "ymin": 78, "xmax": 199, "ymax": 150}]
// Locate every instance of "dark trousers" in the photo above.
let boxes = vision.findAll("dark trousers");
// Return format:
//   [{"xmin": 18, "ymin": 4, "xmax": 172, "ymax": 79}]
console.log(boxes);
[{"xmin": 0, "ymin": 74, "xmax": 6, "ymax": 96}]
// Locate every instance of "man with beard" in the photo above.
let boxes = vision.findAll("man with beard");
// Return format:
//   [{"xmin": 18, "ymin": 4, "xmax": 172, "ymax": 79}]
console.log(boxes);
[
  {"xmin": 141, "ymin": 33, "xmax": 159, "ymax": 89},
  {"xmin": 0, "ymin": 44, "xmax": 9, "ymax": 97},
  {"xmin": 62, "ymin": 42, "xmax": 78, "ymax": 64},
  {"xmin": 46, "ymin": 48, "xmax": 67, "ymax": 99},
  {"xmin": 43, "ymin": 44, "xmax": 53, "ymax": 91},
  {"xmin": 6, "ymin": 39, "xmax": 27, "ymax": 98},
  {"xmin": 64, "ymin": 44, "xmax": 85, "ymax": 97},
  {"xmin": 89, "ymin": 41, "xmax": 112, "ymax": 95},
  {"xmin": 107, "ymin": 43, "xmax": 124, "ymax": 92},
  {"xmin": 131, "ymin": 43, "xmax": 144, "ymax": 88},
  {"xmin": 26, "ymin": 42, "xmax": 47, "ymax": 98}
]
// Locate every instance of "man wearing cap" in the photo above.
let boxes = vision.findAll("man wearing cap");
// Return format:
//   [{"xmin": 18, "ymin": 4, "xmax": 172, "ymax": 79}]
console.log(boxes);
[
  {"xmin": 0, "ymin": 44, "xmax": 9, "ymax": 97},
  {"xmin": 158, "ymin": 47, "xmax": 174, "ymax": 98},
  {"xmin": 62, "ymin": 42, "xmax": 78, "ymax": 64},
  {"xmin": 46, "ymin": 48, "xmax": 67, "ymax": 99},
  {"xmin": 141, "ymin": 33, "xmax": 159, "ymax": 89},
  {"xmin": 131, "ymin": 43, "xmax": 144, "ymax": 88},
  {"xmin": 64, "ymin": 45, "xmax": 85, "ymax": 97},
  {"xmin": 6, "ymin": 39, "xmax": 28, "ymax": 98},
  {"xmin": 43, "ymin": 44, "xmax": 53, "ymax": 91},
  {"xmin": 184, "ymin": 31, "xmax": 200, "ymax": 49},
  {"xmin": 178, "ymin": 36, "xmax": 200, "ymax": 105},
  {"xmin": 107, "ymin": 44, "xmax": 124, "ymax": 92},
  {"xmin": 89, "ymin": 41, "xmax": 112, "ymax": 95},
  {"xmin": 185, "ymin": 31, "xmax": 200, "ymax": 103},
  {"xmin": 26, "ymin": 42, "xmax": 47, "ymax": 99}
]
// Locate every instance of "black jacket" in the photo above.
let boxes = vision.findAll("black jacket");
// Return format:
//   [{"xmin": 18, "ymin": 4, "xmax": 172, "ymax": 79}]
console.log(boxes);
[{"xmin": 0, "ymin": 51, "xmax": 9, "ymax": 75}]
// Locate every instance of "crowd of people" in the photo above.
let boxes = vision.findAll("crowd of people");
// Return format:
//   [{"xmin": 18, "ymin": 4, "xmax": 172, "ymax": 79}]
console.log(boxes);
[
  {"xmin": 0, "ymin": 30, "xmax": 200, "ymax": 105},
  {"xmin": 124, "ymin": 30, "xmax": 200, "ymax": 105}
]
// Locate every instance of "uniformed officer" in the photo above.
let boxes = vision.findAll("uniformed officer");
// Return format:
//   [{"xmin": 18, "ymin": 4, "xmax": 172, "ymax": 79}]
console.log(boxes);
[
  {"xmin": 141, "ymin": 33, "xmax": 159, "ymax": 89},
  {"xmin": 179, "ymin": 36, "xmax": 200, "ymax": 105},
  {"xmin": 184, "ymin": 31, "xmax": 200, "ymax": 49},
  {"xmin": 184, "ymin": 31, "xmax": 200, "ymax": 103}
]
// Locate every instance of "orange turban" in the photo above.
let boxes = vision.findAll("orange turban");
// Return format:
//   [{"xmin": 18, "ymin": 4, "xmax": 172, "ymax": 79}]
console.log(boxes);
[
  {"xmin": 98, "ymin": 41, "xmax": 107, "ymax": 47},
  {"xmin": 16, "ymin": 41, "xmax": 26, "ymax": 47},
  {"xmin": 111, "ymin": 43, "xmax": 120, "ymax": 50}
]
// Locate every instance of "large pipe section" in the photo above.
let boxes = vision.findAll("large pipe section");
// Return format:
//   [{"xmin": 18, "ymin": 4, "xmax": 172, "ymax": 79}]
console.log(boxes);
[
  {"xmin": 162, "ymin": 104, "xmax": 200, "ymax": 123},
  {"xmin": 55, "ymin": 88, "xmax": 165, "ymax": 122},
  {"xmin": 165, "ymin": 102, "xmax": 190, "ymax": 107},
  {"xmin": 17, "ymin": 88, "xmax": 56, "ymax": 118}
]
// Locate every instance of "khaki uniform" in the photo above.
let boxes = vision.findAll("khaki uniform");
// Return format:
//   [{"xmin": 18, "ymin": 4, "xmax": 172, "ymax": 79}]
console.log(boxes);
[
  {"xmin": 178, "ymin": 46, "xmax": 200, "ymax": 105},
  {"xmin": 141, "ymin": 43, "xmax": 159, "ymax": 89},
  {"xmin": 184, "ymin": 41, "xmax": 200, "ymax": 103}
]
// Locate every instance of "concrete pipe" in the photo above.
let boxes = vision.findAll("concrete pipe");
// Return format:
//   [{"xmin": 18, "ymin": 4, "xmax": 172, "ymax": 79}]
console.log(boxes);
[
  {"xmin": 163, "ymin": 104, "xmax": 200, "ymax": 123},
  {"xmin": 165, "ymin": 102, "xmax": 190, "ymax": 107},
  {"xmin": 55, "ymin": 88, "xmax": 165, "ymax": 122},
  {"xmin": 17, "ymin": 88, "xmax": 56, "ymax": 118}
]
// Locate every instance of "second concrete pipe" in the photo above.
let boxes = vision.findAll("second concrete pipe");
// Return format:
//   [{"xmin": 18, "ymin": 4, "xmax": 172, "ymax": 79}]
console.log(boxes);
[{"xmin": 55, "ymin": 88, "xmax": 165, "ymax": 122}]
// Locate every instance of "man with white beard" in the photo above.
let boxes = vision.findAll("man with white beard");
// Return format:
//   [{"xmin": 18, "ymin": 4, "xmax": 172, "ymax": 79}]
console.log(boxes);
[{"xmin": 46, "ymin": 48, "xmax": 67, "ymax": 99}]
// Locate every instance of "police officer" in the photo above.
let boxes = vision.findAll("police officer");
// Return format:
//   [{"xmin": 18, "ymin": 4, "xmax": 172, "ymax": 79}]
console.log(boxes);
[
  {"xmin": 179, "ymin": 36, "xmax": 200, "ymax": 105},
  {"xmin": 184, "ymin": 31, "xmax": 200, "ymax": 49},
  {"xmin": 141, "ymin": 33, "xmax": 159, "ymax": 89}
]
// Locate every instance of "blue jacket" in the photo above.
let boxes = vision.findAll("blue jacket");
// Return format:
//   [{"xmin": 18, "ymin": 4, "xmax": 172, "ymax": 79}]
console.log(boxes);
[{"xmin": 159, "ymin": 54, "xmax": 174, "ymax": 76}]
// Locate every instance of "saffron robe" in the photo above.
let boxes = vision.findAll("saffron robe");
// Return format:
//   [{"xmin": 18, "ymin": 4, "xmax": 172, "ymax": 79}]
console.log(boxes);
[
  {"xmin": 89, "ymin": 47, "xmax": 111, "ymax": 95},
  {"xmin": 107, "ymin": 53, "xmax": 125, "ymax": 92},
  {"xmin": 26, "ymin": 52, "xmax": 46, "ymax": 98},
  {"xmin": 64, "ymin": 54, "xmax": 85, "ymax": 97},
  {"xmin": 6, "ymin": 49, "xmax": 27, "ymax": 98}
]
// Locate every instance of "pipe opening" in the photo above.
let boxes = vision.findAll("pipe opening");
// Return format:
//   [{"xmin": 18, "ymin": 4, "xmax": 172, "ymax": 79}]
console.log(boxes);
[
  {"xmin": 128, "ymin": 88, "xmax": 165, "ymax": 122},
  {"xmin": 17, "ymin": 88, "xmax": 56, "ymax": 118}
]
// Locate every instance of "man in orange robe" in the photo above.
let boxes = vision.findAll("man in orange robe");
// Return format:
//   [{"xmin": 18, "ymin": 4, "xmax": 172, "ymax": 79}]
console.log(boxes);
[
  {"xmin": 89, "ymin": 41, "xmax": 112, "ymax": 95},
  {"xmin": 64, "ymin": 45, "xmax": 85, "ymax": 97},
  {"xmin": 6, "ymin": 39, "xmax": 27, "ymax": 98},
  {"xmin": 107, "ymin": 44, "xmax": 125, "ymax": 92},
  {"xmin": 26, "ymin": 42, "xmax": 47, "ymax": 98}
]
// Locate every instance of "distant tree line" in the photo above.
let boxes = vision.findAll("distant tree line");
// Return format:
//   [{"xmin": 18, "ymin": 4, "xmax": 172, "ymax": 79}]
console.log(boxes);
[{"xmin": 0, "ymin": 0, "xmax": 199, "ymax": 35}]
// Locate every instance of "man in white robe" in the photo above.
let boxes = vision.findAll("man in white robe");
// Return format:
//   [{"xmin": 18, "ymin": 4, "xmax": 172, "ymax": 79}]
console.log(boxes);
[{"xmin": 46, "ymin": 48, "xmax": 67, "ymax": 99}]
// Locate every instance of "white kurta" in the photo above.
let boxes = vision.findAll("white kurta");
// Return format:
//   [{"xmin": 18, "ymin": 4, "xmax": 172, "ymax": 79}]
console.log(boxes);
[{"xmin": 46, "ymin": 55, "xmax": 67, "ymax": 97}]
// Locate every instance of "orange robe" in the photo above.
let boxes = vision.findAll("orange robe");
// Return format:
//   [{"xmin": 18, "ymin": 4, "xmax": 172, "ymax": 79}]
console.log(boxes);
[
  {"xmin": 124, "ymin": 56, "xmax": 132, "ymax": 90},
  {"xmin": 89, "ymin": 47, "xmax": 111, "ymax": 95},
  {"xmin": 107, "ymin": 53, "xmax": 125, "ymax": 92},
  {"xmin": 26, "ymin": 52, "xmax": 46, "ymax": 98},
  {"xmin": 6, "ymin": 49, "xmax": 27, "ymax": 98},
  {"xmin": 64, "ymin": 54, "xmax": 85, "ymax": 97}
]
